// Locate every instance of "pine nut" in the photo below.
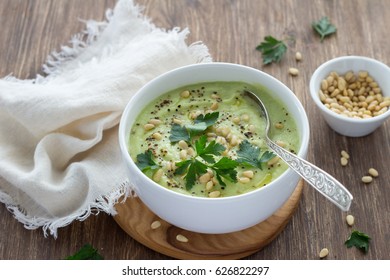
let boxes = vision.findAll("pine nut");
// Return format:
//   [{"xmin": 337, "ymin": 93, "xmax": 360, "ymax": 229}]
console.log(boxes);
[
  {"xmin": 179, "ymin": 149, "xmax": 187, "ymax": 160},
  {"xmin": 289, "ymin": 67, "xmax": 299, "ymax": 76},
  {"xmin": 275, "ymin": 140, "xmax": 286, "ymax": 147},
  {"xmin": 173, "ymin": 118, "xmax": 182, "ymax": 124},
  {"xmin": 210, "ymin": 102, "xmax": 219, "ymax": 110},
  {"xmin": 241, "ymin": 114, "xmax": 249, "ymax": 122},
  {"xmin": 230, "ymin": 135, "xmax": 239, "ymax": 146},
  {"xmin": 340, "ymin": 157, "xmax": 348, "ymax": 166},
  {"xmin": 205, "ymin": 180, "xmax": 214, "ymax": 191},
  {"xmin": 368, "ymin": 168, "xmax": 379, "ymax": 177},
  {"xmin": 346, "ymin": 215, "xmax": 355, "ymax": 226},
  {"xmin": 238, "ymin": 177, "xmax": 251, "ymax": 183},
  {"xmin": 341, "ymin": 150, "xmax": 350, "ymax": 159},
  {"xmin": 221, "ymin": 127, "xmax": 231, "ymax": 137},
  {"xmin": 248, "ymin": 124, "xmax": 256, "ymax": 132},
  {"xmin": 319, "ymin": 248, "xmax": 329, "ymax": 258},
  {"xmin": 151, "ymin": 220, "xmax": 161, "ymax": 229},
  {"xmin": 211, "ymin": 93, "xmax": 220, "ymax": 99},
  {"xmin": 149, "ymin": 119, "xmax": 162, "ymax": 125},
  {"xmin": 232, "ymin": 116, "xmax": 241, "ymax": 124},
  {"xmin": 295, "ymin": 51, "xmax": 302, "ymax": 61},
  {"xmin": 187, "ymin": 147, "xmax": 195, "ymax": 156},
  {"xmin": 242, "ymin": 170, "xmax": 254, "ymax": 178},
  {"xmin": 199, "ymin": 173, "xmax": 211, "ymax": 184},
  {"xmin": 152, "ymin": 132, "xmax": 162, "ymax": 140},
  {"xmin": 176, "ymin": 234, "xmax": 189, "ymax": 242},
  {"xmin": 153, "ymin": 169, "xmax": 163, "ymax": 182},
  {"xmin": 267, "ymin": 156, "xmax": 280, "ymax": 166},
  {"xmin": 380, "ymin": 100, "xmax": 390, "ymax": 108},
  {"xmin": 338, "ymin": 77, "xmax": 347, "ymax": 91},
  {"xmin": 178, "ymin": 140, "xmax": 188, "ymax": 149},
  {"xmin": 208, "ymin": 190, "xmax": 221, "ymax": 198},
  {"xmin": 180, "ymin": 90, "xmax": 190, "ymax": 98},
  {"xmin": 362, "ymin": 176, "xmax": 373, "ymax": 184},
  {"xmin": 274, "ymin": 122, "xmax": 284, "ymax": 129},
  {"xmin": 144, "ymin": 123, "xmax": 155, "ymax": 131},
  {"xmin": 321, "ymin": 80, "xmax": 329, "ymax": 91}
]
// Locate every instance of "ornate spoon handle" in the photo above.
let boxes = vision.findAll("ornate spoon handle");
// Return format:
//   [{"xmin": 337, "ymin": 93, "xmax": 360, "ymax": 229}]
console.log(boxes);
[{"xmin": 267, "ymin": 138, "xmax": 353, "ymax": 211}]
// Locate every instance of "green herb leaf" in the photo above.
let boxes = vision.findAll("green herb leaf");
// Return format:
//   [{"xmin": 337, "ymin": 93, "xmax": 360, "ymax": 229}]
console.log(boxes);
[
  {"xmin": 195, "ymin": 135, "xmax": 225, "ymax": 164},
  {"xmin": 312, "ymin": 17, "xmax": 337, "ymax": 42},
  {"xmin": 174, "ymin": 159, "xmax": 192, "ymax": 175},
  {"xmin": 211, "ymin": 157, "xmax": 238, "ymax": 186},
  {"xmin": 169, "ymin": 123, "xmax": 190, "ymax": 143},
  {"xmin": 345, "ymin": 230, "xmax": 371, "ymax": 253},
  {"xmin": 186, "ymin": 122, "xmax": 208, "ymax": 138},
  {"xmin": 256, "ymin": 36, "xmax": 287, "ymax": 65},
  {"xmin": 135, "ymin": 149, "xmax": 159, "ymax": 172},
  {"xmin": 66, "ymin": 244, "xmax": 104, "ymax": 260},
  {"xmin": 169, "ymin": 112, "xmax": 219, "ymax": 143},
  {"xmin": 194, "ymin": 112, "xmax": 219, "ymax": 127},
  {"xmin": 184, "ymin": 160, "xmax": 208, "ymax": 190},
  {"xmin": 236, "ymin": 140, "xmax": 275, "ymax": 169}
]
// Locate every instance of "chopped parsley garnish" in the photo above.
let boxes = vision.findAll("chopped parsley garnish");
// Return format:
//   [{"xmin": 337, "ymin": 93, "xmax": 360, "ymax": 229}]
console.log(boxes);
[
  {"xmin": 256, "ymin": 36, "xmax": 287, "ymax": 65},
  {"xmin": 312, "ymin": 17, "xmax": 337, "ymax": 42},
  {"xmin": 169, "ymin": 112, "xmax": 219, "ymax": 143},
  {"xmin": 345, "ymin": 230, "xmax": 371, "ymax": 253},
  {"xmin": 236, "ymin": 140, "xmax": 275, "ymax": 169},
  {"xmin": 135, "ymin": 149, "xmax": 160, "ymax": 172},
  {"xmin": 135, "ymin": 111, "xmax": 275, "ymax": 192},
  {"xmin": 174, "ymin": 135, "xmax": 238, "ymax": 190}
]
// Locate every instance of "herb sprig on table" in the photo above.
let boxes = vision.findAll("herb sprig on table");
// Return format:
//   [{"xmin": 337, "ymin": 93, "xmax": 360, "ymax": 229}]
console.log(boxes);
[
  {"xmin": 256, "ymin": 36, "xmax": 287, "ymax": 65},
  {"xmin": 312, "ymin": 16, "xmax": 337, "ymax": 42},
  {"xmin": 345, "ymin": 230, "xmax": 371, "ymax": 253},
  {"xmin": 66, "ymin": 244, "xmax": 104, "ymax": 260}
]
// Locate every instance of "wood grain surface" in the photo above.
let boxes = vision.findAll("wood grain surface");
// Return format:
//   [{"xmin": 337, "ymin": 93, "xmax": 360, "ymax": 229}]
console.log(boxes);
[
  {"xmin": 113, "ymin": 182, "xmax": 303, "ymax": 260},
  {"xmin": 0, "ymin": 0, "xmax": 389, "ymax": 260}
]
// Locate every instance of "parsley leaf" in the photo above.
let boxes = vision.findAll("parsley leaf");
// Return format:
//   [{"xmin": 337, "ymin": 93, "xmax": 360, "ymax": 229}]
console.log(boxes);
[
  {"xmin": 174, "ymin": 135, "xmax": 236, "ymax": 190},
  {"xmin": 184, "ymin": 160, "xmax": 208, "ymax": 190},
  {"xmin": 312, "ymin": 17, "xmax": 337, "ymax": 42},
  {"xmin": 169, "ymin": 112, "xmax": 219, "ymax": 143},
  {"xmin": 169, "ymin": 123, "xmax": 191, "ymax": 143},
  {"xmin": 256, "ymin": 36, "xmax": 287, "ymax": 65},
  {"xmin": 210, "ymin": 157, "xmax": 238, "ymax": 186},
  {"xmin": 66, "ymin": 244, "xmax": 104, "ymax": 260},
  {"xmin": 196, "ymin": 135, "xmax": 226, "ymax": 164},
  {"xmin": 135, "ymin": 149, "xmax": 160, "ymax": 172},
  {"xmin": 194, "ymin": 111, "xmax": 220, "ymax": 127},
  {"xmin": 236, "ymin": 140, "xmax": 275, "ymax": 169},
  {"xmin": 174, "ymin": 159, "xmax": 208, "ymax": 190},
  {"xmin": 345, "ymin": 230, "xmax": 371, "ymax": 253}
]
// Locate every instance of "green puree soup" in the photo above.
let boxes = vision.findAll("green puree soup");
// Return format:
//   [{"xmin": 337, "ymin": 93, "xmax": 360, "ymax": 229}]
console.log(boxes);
[{"xmin": 129, "ymin": 81, "xmax": 300, "ymax": 198}]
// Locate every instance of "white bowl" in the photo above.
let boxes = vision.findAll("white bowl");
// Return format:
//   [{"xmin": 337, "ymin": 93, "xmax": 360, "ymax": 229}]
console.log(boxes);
[
  {"xmin": 309, "ymin": 56, "xmax": 390, "ymax": 137},
  {"xmin": 119, "ymin": 62, "xmax": 310, "ymax": 234}
]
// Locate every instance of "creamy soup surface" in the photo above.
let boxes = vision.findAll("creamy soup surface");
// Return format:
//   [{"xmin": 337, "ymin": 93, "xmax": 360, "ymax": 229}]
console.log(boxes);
[{"xmin": 129, "ymin": 81, "xmax": 300, "ymax": 197}]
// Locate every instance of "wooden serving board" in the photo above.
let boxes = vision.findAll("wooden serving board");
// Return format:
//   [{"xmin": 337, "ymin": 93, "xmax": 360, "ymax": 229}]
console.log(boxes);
[{"xmin": 114, "ymin": 180, "xmax": 303, "ymax": 260}]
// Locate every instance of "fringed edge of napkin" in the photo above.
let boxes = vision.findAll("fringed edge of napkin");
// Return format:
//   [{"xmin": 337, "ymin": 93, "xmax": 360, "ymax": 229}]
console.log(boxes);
[
  {"xmin": 0, "ymin": 180, "xmax": 133, "ymax": 238},
  {"xmin": 0, "ymin": 0, "xmax": 211, "ymax": 238}
]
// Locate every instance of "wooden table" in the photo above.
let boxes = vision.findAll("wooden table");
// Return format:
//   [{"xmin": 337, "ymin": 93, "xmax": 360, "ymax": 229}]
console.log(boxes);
[{"xmin": 1, "ymin": 0, "xmax": 389, "ymax": 260}]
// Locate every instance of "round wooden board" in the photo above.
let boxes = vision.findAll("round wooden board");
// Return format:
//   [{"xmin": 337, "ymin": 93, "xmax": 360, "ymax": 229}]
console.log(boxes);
[{"xmin": 113, "ymin": 180, "xmax": 303, "ymax": 260}]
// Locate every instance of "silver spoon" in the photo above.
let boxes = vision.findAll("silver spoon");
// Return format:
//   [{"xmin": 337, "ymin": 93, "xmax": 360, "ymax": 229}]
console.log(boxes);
[{"xmin": 244, "ymin": 90, "xmax": 353, "ymax": 211}]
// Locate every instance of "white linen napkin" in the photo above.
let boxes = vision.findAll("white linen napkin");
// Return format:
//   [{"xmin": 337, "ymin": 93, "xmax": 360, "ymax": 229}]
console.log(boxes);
[{"xmin": 0, "ymin": 0, "xmax": 211, "ymax": 237}]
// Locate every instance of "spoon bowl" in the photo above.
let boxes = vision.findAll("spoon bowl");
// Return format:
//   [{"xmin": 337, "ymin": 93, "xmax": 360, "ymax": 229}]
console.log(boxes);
[{"xmin": 244, "ymin": 90, "xmax": 353, "ymax": 211}]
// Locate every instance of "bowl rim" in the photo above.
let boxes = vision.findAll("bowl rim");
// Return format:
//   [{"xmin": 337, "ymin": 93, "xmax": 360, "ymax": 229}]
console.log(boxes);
[
  {"xmin": 119, "ymin": 62, "xmax": 310, "ymax": 202},
  {"xmin": 309, "ymin": 55, "xmax": 390, "ymax": 123}
]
